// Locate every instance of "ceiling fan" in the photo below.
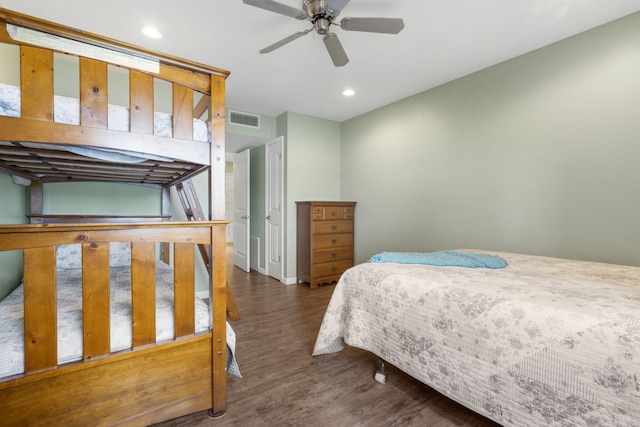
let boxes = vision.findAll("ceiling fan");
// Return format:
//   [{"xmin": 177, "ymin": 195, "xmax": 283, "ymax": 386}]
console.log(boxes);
[{"xmin": 242, "ymin": 0, "xmax": 405, "ymax": 67}]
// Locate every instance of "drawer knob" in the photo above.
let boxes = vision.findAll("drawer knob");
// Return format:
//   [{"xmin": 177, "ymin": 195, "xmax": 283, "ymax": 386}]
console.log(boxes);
[
  {"xmin": 331, "ymin": 225, "xmax": 337, "ymax": 230},
  {"xmin": 332, "ymin": 239, "xmax": 337, "ymax": 244},
  {"xmin": 331, "ymin": 253, "xmax": 337, "ymax": 258},
  {"xmin": 331, "ymin": 211, "xmax": 337, "ymax": 216},
  {"xmin": 331, "ymin": 266, "xmax": 337, "ymax": 272}
]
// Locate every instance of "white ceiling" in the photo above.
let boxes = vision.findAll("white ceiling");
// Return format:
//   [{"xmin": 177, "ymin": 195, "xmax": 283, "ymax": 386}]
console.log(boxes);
[{"xmin": 3, "ymin": 1, "xmax": 640, "ymax": 140}]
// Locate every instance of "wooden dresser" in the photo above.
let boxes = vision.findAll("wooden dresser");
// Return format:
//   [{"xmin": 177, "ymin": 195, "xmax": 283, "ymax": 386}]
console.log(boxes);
[{"xmin": 296, "ymin": 201, "xmax": 356, "ymax": 289}]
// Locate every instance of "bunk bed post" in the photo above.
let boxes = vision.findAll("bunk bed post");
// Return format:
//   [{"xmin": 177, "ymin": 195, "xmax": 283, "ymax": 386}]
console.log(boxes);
[
  {"xmin": 208, "ymin": 74, "xmax": 228, "ymax": 418},
  {"xmin": 29, "ymin": 181, "xmax": 44, "ymax": 224}
]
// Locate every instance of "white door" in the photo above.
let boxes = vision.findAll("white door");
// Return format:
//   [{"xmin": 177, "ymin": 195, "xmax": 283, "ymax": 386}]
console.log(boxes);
[
  {"xmin": 265, "ymin": 137, "xmax": 284, "ymax": 281},
  {"xmin": 233, "ymin": 149, "xmax": 250, "ymax": 272}
]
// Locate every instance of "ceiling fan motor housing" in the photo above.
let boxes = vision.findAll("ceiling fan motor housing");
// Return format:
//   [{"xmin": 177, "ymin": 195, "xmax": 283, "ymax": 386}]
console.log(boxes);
[
  {"xmin": 305, "ymin": 0, "xmax": 339, "ymax": 35},
  {"xmin": 304, "ymin": 0, "xmax": 328, "ymax": 18}
]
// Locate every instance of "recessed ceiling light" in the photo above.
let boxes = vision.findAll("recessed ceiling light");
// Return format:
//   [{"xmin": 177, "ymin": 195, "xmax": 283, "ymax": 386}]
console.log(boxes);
[
  {"xmin": 342, "ymin": 89, "xmax": 355, "ymax": 97},
  {"xmin": 142, "ymin": 27, "xmax": 162, "ymax": 39}
]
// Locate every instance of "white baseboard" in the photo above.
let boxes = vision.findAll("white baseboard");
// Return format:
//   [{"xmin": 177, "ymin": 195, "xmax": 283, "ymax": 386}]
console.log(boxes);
[{"xmin": 283, "ymin": 276, "xmax": 298, "ymax": 285}]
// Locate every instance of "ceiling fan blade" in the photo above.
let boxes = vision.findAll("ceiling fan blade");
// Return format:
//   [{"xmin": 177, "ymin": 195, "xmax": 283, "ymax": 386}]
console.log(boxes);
[
  {"xmin": 340, "ymin": 17, "xmax": 405, "ymax": 34},
  {"xmin": 326, "ymin": 0, "xmax": 351, "ymax": 13},
  {"xmin": 323, "ymin": 33, "xmax": 349, "ymax": 67},
  {"xmin": 243, "ymin": 0, "xmax": 306, "ymax": 20},
  {"xmin": 259, "ymin": 29, "xmax": 312, "ymax": 54}
]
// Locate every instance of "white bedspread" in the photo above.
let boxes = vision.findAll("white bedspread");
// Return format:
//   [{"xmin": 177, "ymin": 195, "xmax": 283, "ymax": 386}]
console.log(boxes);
[
  {"xmin": 313, "ymin": 251, "xmax": 640, "ymax": 426},
  {"xmin": 0, "ymin": 260, "xmax": 240, "ymax": 378}
]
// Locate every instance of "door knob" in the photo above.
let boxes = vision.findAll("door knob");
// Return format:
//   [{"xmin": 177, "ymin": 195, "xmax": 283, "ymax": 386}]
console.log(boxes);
[{"xmin": 266, "ymin": 215, "xmax": 271, "ymax": 220}]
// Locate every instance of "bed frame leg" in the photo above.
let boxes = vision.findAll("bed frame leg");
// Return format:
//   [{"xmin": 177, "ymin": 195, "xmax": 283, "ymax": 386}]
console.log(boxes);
[
  {"xmin": 208, "ymin": 409, "xmax": 227, "ymax": 419},
  {"xmin": 374, "ymin": 357, "xmax": 387, "ymax": 384}
]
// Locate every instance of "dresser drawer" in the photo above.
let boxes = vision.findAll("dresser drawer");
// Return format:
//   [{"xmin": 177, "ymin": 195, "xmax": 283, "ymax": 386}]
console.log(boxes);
[
  {"xmin": 312, "ymin": 206, "xmax": 355, "ymax": 221},
  {"xmin": 313, "ymin": 220, "xmax": 353, "ymax": 235},
  {"xmin": 312, "ymin": 259, "xmax": 353, "ymax": 279},
  {"xmin": 321, "ymin": 206, "xmax": 345, "ymax": 220},
  {"xmin": 312, "ymin": 247, "xmax": 353, "ymax": 263},
  {"xmin": 312, "ymin": 206, "xmax": 323, "ymax": 220},
  {"xmin": 313, "ymin": 233, "xmax": 353, "ymax": 249},
  {"xmin": 344, "ymin": 206, "xmax": 354, "ymax": 219}
]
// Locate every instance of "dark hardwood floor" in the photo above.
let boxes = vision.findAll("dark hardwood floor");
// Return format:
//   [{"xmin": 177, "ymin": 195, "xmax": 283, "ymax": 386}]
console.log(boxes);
[{"xmin": 154, "ymin": 252, "xmax": 500, "ymax": 427}]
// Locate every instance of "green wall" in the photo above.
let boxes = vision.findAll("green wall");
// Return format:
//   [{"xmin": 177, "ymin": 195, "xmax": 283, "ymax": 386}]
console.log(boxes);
[
  {"xmin": 341, "ymin": 12, "xmax": 640, "ymax": 267},
  {"xmin": 0, "ymin": 174, "xmax": 27, "ymax": 300},
  {"xmin": 0, "ymin": 43, "xmax": 19, "ymax": 85},
  {"xmin": 45, "ymin": 181, "xmax": 161, "ymax": 213},
  {"xmin": 278, "ymin": 112, "xmax": 342, "ymax": 281}
]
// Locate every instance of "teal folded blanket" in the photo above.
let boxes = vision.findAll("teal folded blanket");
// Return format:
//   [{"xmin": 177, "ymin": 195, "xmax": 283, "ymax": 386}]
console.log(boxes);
[{"xmin": 368, "ymin": 250, "xmax": 507, "ymax": 269}]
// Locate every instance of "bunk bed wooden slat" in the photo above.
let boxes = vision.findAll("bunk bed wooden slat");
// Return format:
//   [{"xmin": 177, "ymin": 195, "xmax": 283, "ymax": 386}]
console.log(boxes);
[
  {"xmin": 23, "ymin": 246, "xmax": 57, "ymax": 374},
  {"xmin": 173, "ymin": 83, "xmax": 194, "ymax": 140},
  {"xmin": 174, "ymin": 242, "xmax": 196, "ymax": 337},
  {"xmin": 131, "ymin": 241, "xmax": 156, "ymax": 348},
  {"xmin": 82, "ymin": 242, "xmax": 111, "ymax": 359},
  {"xmin": 129, "ymin": 70, "xmax": 154, "ymax": 135},
  {"xmin": 79, "ymin": 57, "xmax": 108, "ymax": 128},
  {"xmin": 20, "ymin": 45, "xmax": 53, "ymax": 121}
]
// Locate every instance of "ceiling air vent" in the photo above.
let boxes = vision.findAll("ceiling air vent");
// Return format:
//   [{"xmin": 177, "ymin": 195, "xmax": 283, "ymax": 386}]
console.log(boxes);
[{"xmin": 229, "ymin": 110, "xmax": 260, "ymax": 129}]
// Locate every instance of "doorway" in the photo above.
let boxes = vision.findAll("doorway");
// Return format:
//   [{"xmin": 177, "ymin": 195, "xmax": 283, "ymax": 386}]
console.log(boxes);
[{"xmin": 229, "ymin": 137, "xmax": 284, "ymax": 281}]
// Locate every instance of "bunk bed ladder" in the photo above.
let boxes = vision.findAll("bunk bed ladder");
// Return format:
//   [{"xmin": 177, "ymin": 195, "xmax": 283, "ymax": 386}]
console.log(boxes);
[{"xmin": 176, "ymin": 179, "xmax": 240, "ymax": 320}]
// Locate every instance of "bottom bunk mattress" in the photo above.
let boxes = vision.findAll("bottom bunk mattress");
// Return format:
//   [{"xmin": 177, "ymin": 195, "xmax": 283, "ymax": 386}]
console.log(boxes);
[
  {"xmin": 0, "ymin": 259, "xmax": 239, "ymax": 379},
  {"xmin": 313, "ymin": 250, "xmax": 640, "ymax": 426}
]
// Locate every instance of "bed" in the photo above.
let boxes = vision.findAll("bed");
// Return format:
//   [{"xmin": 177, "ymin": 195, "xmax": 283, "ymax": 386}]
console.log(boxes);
[
  {"xmin": 0, "ymin": 7, "xmax": 232, "ymax": 425},
  {"xmin": 313, "ymin": 250, "xmax": 640, "ymax": 426}
]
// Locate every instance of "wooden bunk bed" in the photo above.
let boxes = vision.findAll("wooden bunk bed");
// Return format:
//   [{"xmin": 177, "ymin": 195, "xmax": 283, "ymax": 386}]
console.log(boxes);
[{"xmin": 0, "ymin": 8, "xmax": 232, "ymax": 425}]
